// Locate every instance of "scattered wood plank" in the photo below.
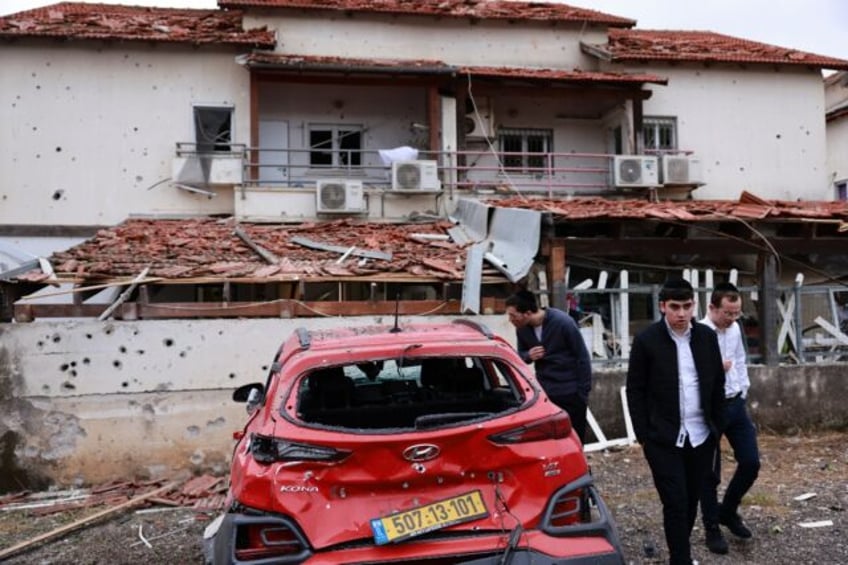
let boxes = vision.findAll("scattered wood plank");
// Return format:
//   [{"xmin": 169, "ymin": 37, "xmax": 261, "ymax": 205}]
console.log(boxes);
[
  {"xmin": 0, "ymin": 482, "xmax": 176, "ymax": 561},
  {"xmin": 234, "ymin": 226, "xmax": 280, "ymax": 264},
  {"xmin": 98, "ymin": 267, "xmax": 150, "ymax": 321}
]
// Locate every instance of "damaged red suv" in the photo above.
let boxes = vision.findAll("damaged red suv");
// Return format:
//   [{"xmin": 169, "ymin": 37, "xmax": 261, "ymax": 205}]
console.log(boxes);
[{"xmin": 204, "ymin": 319, "xmax": 623, "ymax": 564}]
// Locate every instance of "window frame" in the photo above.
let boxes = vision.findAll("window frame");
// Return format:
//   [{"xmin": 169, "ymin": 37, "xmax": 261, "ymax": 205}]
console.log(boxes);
[
  {"xmin": 642, "ymin": 116, "xmax": 678, "ymax": 152},
  {"xmin": 193, "ymin": 105, "xmax": 234, "ymax": 153},
  {"xmin": 497, "ymin": 127, "xmax": 553, "ymax": 174},
  {"xmin": 307, "ymin": 124, "xmax": 364, "ymax": 169}
]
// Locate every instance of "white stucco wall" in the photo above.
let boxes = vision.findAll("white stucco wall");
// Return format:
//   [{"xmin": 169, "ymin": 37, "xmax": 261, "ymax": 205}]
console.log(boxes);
[
  {"xmin": 825, "ymin": 73, "xmax": 848, "ymax": 187},
  {"xmin": 0, "ymin": 44, "xmax": 252, "ymax": 226},
  {"xmin": 246, "ymin": 11, "xmax": 607, "ymax": 69},
  {"xmin": 0, "ymin": 315, "xmax": 517, "ymax": 485},
  {"xmin": 605, "ymin": 62, "xmax": 830, "ymax": 200}
]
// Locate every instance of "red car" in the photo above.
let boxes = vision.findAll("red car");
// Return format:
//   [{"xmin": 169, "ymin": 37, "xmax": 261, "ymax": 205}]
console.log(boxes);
[{"xmin": 204, "ymin": 319, "xmax": 623, "ymax": 564}]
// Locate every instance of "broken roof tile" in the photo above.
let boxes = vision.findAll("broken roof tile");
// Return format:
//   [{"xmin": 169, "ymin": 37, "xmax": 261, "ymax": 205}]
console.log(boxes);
[
  {"xmin": 603, "ymin": 29, "xmax": 848, "ymax": 71},
  {"xmin": 0, "ymin": 2, "xmax": 276, "ymax": 47},
  {"xmin": 217, "ymin": 0, "xmax": 635, "ymax": 27},
  {"xmin": 41, "ymin": 218, "xmax": 479, "ymax": 283},
  {"xmin": 241, "ymin": 53, "xmax": 667, "ymax": 85}
]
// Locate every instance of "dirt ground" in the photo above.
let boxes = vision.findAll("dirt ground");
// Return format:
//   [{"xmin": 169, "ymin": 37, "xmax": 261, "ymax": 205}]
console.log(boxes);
[{"xmin": 0, "ymin": 432, "xmax": 845, "ymax": 564}]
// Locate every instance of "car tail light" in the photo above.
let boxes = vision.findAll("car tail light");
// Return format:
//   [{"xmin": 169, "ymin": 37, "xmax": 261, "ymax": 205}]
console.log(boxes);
[
  {"xmin": 549, "ymin": 489, "xmax": 584, "ymax": 527},
  {"xmin": 488, "ymin": 412, "xmax": 572, "ymax": 444},
  {"xmin": 235, "ymin": 522, "xmax": 304, "ymax": 561},
  {"xmin": 249, "ymin": 434, "xmax": 350, "ymax": 464}
]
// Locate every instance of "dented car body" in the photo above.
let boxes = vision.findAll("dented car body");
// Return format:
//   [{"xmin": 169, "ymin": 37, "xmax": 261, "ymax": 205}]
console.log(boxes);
[{"xmin": 205, "ymin": 320, "xmax": 624, "ymax": 564}]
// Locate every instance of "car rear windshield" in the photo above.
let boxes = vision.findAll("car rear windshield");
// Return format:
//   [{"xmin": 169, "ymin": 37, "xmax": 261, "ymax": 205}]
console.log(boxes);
[{"xmin": 295, "ymin": 356, "xmax": 525, "ymax": 431}]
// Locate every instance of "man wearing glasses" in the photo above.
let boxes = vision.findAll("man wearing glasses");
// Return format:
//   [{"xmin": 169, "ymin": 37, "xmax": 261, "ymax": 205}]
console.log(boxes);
[{"xmin": 698, "ymin": 282, "xmax": 761, "ymax": 555}]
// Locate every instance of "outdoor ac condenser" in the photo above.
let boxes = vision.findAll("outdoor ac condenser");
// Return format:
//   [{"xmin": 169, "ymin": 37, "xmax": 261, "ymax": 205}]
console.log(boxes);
[
  {"xmin": 315, "ymin": 179, "xmax": 366, "ymax": 213},
  {"xmin": 391, "ymin": 160, "xmax": 441, "ymax": 191},
  {"xmin": 661, "ymin": 155, "xmax": 704, "ymax": 185},
  {"xmin": 612, "ymin": 155, "xmax": 660, "ymax": 188}
]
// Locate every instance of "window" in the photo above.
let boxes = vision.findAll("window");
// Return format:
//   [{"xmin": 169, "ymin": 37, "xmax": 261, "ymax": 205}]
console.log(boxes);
[
  {"xmin": 309, "ymin": 125, "xmax": 363, "ymax": 168},
  {"xmin": 498, "ymin": 128, "xmax": 553, "ymax": 173},
  {"xmin": 642, "ymin": 117, "xmax": 677, "ymax": 152},
  {"xmin": 194, "ymin": 106, "xmax": 233, "ymax": 153},
  {"xmin": 836, "ymin": 180, "xmax": 848, "ymax": 201}
]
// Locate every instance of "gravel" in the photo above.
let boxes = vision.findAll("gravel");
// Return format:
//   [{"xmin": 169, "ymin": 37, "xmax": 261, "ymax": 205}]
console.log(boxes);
[{"xmin": 1, "ymin": 432, "xmax": 845, "ymax": 564}]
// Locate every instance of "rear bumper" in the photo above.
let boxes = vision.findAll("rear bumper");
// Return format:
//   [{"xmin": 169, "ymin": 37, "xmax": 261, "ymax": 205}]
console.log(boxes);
[{"xmin": 206, "ymin": 474, "xmax": 624, "ymax": 565}]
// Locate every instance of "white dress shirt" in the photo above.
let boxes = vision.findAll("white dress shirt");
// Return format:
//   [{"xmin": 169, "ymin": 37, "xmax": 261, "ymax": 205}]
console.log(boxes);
[
  {"xmin": 665, "ymin": 320, "xmax": 710, "ymax": 448},
  {"xmin": 701, "ymin": 315, "xmax": 750, "ymax": 399}
]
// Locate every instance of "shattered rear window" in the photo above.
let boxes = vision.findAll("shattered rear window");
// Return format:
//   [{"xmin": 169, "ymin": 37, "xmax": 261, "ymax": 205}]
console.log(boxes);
[{"xmin": 295, "ymin": 356, "xmax": 525, "ymax": 430}]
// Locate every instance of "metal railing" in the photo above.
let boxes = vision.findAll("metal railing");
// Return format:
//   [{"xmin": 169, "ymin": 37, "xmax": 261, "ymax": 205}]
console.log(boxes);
[{"xmin": 237, "ymin": 147, "xmax": 632, "ymax": 196}]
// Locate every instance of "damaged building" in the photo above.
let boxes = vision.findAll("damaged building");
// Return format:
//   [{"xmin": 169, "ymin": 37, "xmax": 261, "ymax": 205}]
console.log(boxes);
[{"xmin": 2, "ymin": 0, "xmax": 848, "ymax": 488}]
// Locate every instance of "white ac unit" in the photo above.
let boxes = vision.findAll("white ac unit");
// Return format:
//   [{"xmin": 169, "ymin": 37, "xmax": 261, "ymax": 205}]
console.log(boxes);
[
  {"xmin": 612, "ymin": 155, "xmax": 660, "ymax": 188},
  {"xmin": 391, "ymin": 160, "xmax": 441, "ymax": 191},
  {"xmin": 661, "ymin": 155, "xmax": 704, "ymax": 185},
  {"xmin": 465, "ymin": 97, "xmax": 495, "ymax": 139},
  {"xmin": 315, "ymin": 179, "xmax": 366, "ymax": 213},
  {"xmin": 172, "ymin": 155, "xmax": 243, "ymax": 185}
]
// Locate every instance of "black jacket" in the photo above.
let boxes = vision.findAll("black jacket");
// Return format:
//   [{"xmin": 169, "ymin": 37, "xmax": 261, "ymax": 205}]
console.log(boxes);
[{"xmin": 626, "ymin": 319, "xmax": 725, "ymax": 446}]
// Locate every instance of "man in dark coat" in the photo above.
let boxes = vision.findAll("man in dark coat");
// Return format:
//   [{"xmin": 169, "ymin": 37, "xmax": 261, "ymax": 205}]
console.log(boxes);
[
  {"xmin": 506, "ymin": 289, "xmax": 592, "ymax": 442},
  {"xmin": 626, "ymin": 279, "xmax": 725, "ymax": 565}
]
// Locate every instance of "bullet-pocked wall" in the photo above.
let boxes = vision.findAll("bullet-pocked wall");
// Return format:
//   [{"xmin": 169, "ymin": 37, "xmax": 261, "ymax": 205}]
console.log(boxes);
[
  {"xmin": 0, "ymin": 43, "xmax": 249, "ymax": 227},
  {"xmin": 0, "ymin": 315, "xmax": 516, "ymax": 491}
]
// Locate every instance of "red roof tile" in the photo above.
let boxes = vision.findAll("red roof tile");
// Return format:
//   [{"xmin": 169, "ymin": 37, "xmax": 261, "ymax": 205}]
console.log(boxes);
[
  {"xmin": 603, "ymin": 29, "xmax": 848, "ymax": 71},
  {"xmin": 490, "ymin": 196, "xmax": 848, "ymax": 222},
  {"xmin": 41, "ymin": 218, "xmax": 481, "ymax": 283},
  {"xmin": 242, "ymin": 52, "xmax": 666, "ymax": 84},
  {"xmin": 218, "ymin": 0, "xmax": 635, "ymax": 26},
  {"xmin": 0, "ymin": 2, "xmax": 276, "ymax": 47}
]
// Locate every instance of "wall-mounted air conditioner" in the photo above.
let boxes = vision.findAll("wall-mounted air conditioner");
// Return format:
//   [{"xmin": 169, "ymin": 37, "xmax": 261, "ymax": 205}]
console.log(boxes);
[
  {"xmin": 465, "ymin": 97, "xmax": 495, "ymax": 140},
  {"xmin": 661, "ymin": 155, "xmax": 704, "ymax": 185},
  {"xmin": 391, "ymin": 160, "xmax": 441, "ymax": 191},
  {"xmin": 612, "ymin": 155, "xmax": 660, "ymax": 188},
  {"xmin": 172, "ymin": 155, "xmax": 243, "ymax": 185},
  {"xmin": 315, "ymin": 179, "xmax": 366, "ymax": 213}
]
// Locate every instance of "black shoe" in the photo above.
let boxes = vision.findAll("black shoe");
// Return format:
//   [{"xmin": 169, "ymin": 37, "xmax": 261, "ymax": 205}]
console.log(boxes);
[
  {"xmin": 720, "ymin": 511, "xmax": 753, "ymax": 539},
  {"xmin": 705, "ymin": 526, "xmax": 729, "ymax": 554}
]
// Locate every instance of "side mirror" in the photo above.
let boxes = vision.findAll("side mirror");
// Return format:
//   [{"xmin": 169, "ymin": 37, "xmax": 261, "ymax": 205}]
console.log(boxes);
[{"xmin": 233, "ymin": 383, "xmax": 265, "ymax": 415}]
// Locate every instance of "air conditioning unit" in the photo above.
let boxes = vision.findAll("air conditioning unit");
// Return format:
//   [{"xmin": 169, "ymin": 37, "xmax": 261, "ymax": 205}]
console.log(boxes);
[
  {"xmin": 465, "ymin": 97, "xmax": 495, "ymax": 140},
  {"xmin": 612, "ymin": 155, "xmax": 660, "ymax": 188},
  {"xmin": 661, "ymin": 155, "xmax": 704, "ymax": 185},
  {"xmin": 391, "ymin": 160, "xmax": 441, "ymax": 191},
  {"xmin": 315, "ymin": 179, "xmax": 366, "ymax": 213},
  {"xmin": 172, "ymin": 155, "xmax": 243, "ymax": 185}
]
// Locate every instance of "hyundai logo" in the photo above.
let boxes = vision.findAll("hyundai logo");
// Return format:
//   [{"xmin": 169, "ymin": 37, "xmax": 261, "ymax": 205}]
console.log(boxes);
[{"xmin": 402, "ymin": 444, "xmax": 440, "ymax": 462}]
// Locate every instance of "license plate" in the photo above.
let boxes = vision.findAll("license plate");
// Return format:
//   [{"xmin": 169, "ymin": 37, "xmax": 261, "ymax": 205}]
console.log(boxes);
[{"xmin": 370, "ymin": 490, "xmax": 488, "ymax": 545}]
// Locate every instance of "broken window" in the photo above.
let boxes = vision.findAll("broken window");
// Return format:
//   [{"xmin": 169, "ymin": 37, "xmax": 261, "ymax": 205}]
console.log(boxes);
[
  {"xmin": 836, "ymin": 180, "xmax": 847, "ymax": 201},
  {"xmin": 296, "ymin": 356, "xmax": 524, "ymax": 430},
  {"xmin": 194, "ymin": 106, "xmax": 233, "ymax": 153},
  {"xmin": 498, "ymin": 128, "xmax": 552, "ymax": 173},
  {"xmin": 308, "ymin": 125, "xmax": 363, "ymax": 168},
  {"xmin": 642, "ymin": 117, "xmax": 677, "ymax": 152}
]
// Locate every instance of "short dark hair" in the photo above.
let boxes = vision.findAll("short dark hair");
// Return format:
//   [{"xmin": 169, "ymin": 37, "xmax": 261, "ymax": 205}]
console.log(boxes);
[
  {"xmin": 505, "ymin": 289, "xmax": 539, "ymax": 313},
  {"xmin": 710, "ymin": 282, "xmax": 741, "ymax": 307},
  {"xmin": 659, "ymin": 278, "xmax": 694, "ymax": 302}
]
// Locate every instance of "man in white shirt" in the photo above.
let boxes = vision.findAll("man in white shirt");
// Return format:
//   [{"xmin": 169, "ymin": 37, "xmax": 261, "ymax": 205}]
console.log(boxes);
[
  {"xmin": 627, "ymin": 279, "xmax": 725, "ymax": 565},
  {"xmin": 698, "ymin": 283, "xmax": 761, "ymax": 555}
]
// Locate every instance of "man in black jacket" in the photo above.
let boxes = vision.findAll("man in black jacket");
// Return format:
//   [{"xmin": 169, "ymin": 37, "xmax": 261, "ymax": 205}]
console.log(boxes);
[
  {"xmin": 627, "ymin": 279, "xmax": 725, "ymax": 565},
  {"xmin": 506, "ymin": 289, "xmax": 592, "ymax": 442}
]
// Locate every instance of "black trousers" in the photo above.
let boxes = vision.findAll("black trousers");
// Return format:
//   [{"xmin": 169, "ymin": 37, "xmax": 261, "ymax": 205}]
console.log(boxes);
[
  {"xmin": 643, "ymin": 434, "xmax": 716, "ymax": 565},
  {"xmin": 550, "ymin": 393, "xmax": 588, "ymax": 444}
]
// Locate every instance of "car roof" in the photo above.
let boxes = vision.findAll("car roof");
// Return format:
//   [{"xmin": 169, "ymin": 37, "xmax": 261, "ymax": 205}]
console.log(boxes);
[{"xmin": 288, "ymin": 320, "xmax": 498, "ymax": 352}]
